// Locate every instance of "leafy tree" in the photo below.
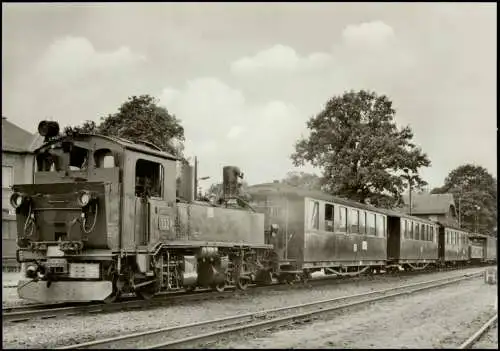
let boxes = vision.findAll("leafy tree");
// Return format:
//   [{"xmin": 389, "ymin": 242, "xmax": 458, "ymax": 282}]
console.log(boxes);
[
  {"xmin": 281, "ymin": 171, "xmax": 323, "ymax": 191},
  {"xmin": 431, "ymin": 164, "xmax": 497, "ymax": 235},
  {"xmin": 64, "ymin": 95, "xmax": 185, "ymax": 157},
  {"xmin": 292, "ymin": 90, "xmax": 431, "ymax": 208}
]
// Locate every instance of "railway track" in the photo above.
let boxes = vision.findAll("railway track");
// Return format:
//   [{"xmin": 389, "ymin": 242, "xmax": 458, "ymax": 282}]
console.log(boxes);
[
  {"xmin": 57, "ymin": 271, "xmax": 483, "ymax": 349},
  {"xmin": 459, "ymin": 314, "xmax": 498, "ymax": 349},
  {"xmin": 3, "ymin": 266, "xmax": 492, "ymax": 324}
]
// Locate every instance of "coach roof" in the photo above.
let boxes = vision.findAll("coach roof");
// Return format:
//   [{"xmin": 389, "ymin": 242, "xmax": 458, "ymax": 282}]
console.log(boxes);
[{"xmin": 248, "ymin": 182, "xmax": 436, "ymax": 225}]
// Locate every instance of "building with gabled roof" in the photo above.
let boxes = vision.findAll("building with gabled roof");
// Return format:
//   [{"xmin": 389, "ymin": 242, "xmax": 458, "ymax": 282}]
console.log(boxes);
[
  {"xmin": 2, "ymin": 117, "xmax": 43, "ymax": 270},
  {"xmin": 399, "ymin": 193, "xmax": 458, "ymax": 226}
]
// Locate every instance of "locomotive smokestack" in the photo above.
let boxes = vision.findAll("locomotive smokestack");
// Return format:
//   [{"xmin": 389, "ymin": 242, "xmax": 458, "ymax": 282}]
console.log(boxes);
[{"xmin": 223, "ymin": 166, "xmax": 243, "ymax": 201}]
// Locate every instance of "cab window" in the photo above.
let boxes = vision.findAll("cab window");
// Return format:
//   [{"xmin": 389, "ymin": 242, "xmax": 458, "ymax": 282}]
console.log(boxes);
[
  {"xmin": 94, "ymin": 149, "xmax": 116, "ymax": 168},
  {"xmin": 135, "ymin": 159, "xmax": 164, "ymax": 198}
]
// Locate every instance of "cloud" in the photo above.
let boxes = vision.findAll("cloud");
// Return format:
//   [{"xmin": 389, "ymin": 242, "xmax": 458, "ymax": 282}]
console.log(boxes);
[
  {"xmin": 36, "ymin": 36, "xmax": 146, "ymax": 87},
  {"xmin": 226, "ymin": 125, "xmax": 243, "ymax": 139},
  {"xmin": 341, "ymin": 20, "xmax": 395, "ymax": 49},
  {"xmin": 231, "ymin": 44, "xmax": 331, "ymax": 75},
  {"xmin": 158, "ymin": 77, "xmax": 306, "ymax": 186}
]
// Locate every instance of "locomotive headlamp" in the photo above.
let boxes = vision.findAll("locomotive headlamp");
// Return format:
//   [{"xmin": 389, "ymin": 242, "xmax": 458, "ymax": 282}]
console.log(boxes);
[
  {"xmin": 77, "ymin": 190, "xmax": 93, "ymax": 207},
  {"xmin": 270, "ymin": 224, "xmax": 279, "ymax": 234},
  {"xmin": 10, "ymin": 192, "xmax": 25, "ymax": 208}
]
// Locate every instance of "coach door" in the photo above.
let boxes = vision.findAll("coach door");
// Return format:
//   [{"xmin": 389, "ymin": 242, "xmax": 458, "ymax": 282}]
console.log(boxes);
[{"xmin": 387, "ymin": 216, "xmax": 401, "ymax": 260}]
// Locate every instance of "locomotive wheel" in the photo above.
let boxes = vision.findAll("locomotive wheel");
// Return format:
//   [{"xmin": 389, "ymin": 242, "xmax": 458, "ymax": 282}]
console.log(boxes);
[
  {"xmin": 136, "ymin": 284, "xmax": 156, "ymax": 300},
  {"xmin": 236, "ymin": 277, "xmax": 249, "ymax": 291},
  {"xmin": 103, "ymin": 275, "xmax": 121, "ymax": 304},
  {"xmin": 103, "ymin": 290, "xmax": 120, "ymax": 304},
  {"xmin": 213, "ymin": 282, "xmax": 225, "ymax": 293}
]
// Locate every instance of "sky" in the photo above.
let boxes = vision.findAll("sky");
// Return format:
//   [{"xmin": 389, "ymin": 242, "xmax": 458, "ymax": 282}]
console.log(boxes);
[{"xmin": 2, "ymin": 3, "xmax": 497, "ymax": 191}]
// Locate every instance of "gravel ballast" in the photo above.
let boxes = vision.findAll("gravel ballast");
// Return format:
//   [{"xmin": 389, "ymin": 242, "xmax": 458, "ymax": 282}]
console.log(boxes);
[
  {"xmin": 220, "ymin": 275, "xmax": 497, "ymax": 349},
  {"xmin": 1, "ymin": 267, "xmax": 491, "ymax": 349}
]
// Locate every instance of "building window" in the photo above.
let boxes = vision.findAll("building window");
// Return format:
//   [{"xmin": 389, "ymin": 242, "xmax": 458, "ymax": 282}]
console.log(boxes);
[
  {"xmin": 324, "ymin": 204, "xmax": 334, "ymax": 232},
  {"xmin": 2, "ymin": 166, "xmax": 13, "ymax": 189}
]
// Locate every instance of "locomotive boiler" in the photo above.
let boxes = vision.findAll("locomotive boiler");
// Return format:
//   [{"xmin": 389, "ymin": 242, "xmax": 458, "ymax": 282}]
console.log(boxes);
[{"xmin": 12, "ymin": 121, "xmax": 276, "ymax": 303}]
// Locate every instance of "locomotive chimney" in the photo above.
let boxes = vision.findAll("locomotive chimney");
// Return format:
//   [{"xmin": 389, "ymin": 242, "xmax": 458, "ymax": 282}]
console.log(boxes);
[{"xmin": 223, "ymin": 166, "xmax": 243, "ymax": 201}]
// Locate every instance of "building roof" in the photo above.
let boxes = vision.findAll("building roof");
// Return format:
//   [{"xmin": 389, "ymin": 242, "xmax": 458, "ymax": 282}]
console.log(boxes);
[
  {"xmin": 400, "ymin": 193, "xmax": 456, "ymax": 216},
  {"xmin": 1, "ymin": 117, "xmax": 41, "ymax": 153}
]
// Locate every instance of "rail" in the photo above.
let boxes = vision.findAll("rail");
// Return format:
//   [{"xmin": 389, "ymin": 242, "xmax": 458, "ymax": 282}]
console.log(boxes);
[
  {"xmin": 57, "ymin": 271, "xmax": 483, "ymax": 349},
  {"xmin": 459, "ymin": 314, "xmax": 498, "ymax": 349}
]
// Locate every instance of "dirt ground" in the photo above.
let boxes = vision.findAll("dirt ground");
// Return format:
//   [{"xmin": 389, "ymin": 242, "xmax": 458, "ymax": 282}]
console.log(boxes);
[
  {"xmin": 2, "ymin": 272, "xmax": 21, "ymax": 287},
  {"xmin": 220, "ymin": 276, "xmax": 498, "ymax": 349}
]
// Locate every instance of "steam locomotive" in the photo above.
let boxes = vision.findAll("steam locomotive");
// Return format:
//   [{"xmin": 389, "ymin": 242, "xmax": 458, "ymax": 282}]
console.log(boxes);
[
  {"xmin": 12, "ymin": 121, "xmax": 496, "ymax": 303},
  {"xmin": 13, "ymin": 121, "xmax": 277, "ymax": 303}
]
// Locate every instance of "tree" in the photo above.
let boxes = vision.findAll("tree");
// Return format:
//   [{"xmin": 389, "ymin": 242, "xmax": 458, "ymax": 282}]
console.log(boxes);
[
  {"xmin": 431, "ymin": 164, "xmax": 497, "ymax": 235},
  {"xmin": 281, "ymin": 171, "xmax": 323, "ymax": 191},
  {"xmin": 64, "ymin": 95, "xmax": 185, "ymax": 157},
  {"xmin": 292, "ymin": 90, "xmax": 431, "ymax": 208}
]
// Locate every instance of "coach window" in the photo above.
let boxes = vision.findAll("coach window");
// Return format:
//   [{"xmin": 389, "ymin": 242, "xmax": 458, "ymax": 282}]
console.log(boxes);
[
  {"xmin": 350, "ymin": 209, "xmax": 359, "ymax": 233},
  {"xmin": 409, "ymin": 221, "xmax": 414, "ymax": 239},
  {"xmin": 367, "ymin": 212, "xmax": 376, "ymax": 236},
  {"xmin": 310, "ymin": 201, "xmax": 320, "ymax": 230},
  {"xmin": 324, "ymin": 204, "xmax": 334, "ymax": 232},
  {"xmin": 135, "ymin": 159, "xmax": 164, "ymax": 198},
  {"xmin": 404, "ymin": 220, "xmax": 408, "ymax": 239},
  {"xmin": 415, "ymin": 223, "xmax": 420, "ymax": 241},
  {"xmin": 430, "ymin": 227, "xmax": 434, "ymax": 242},
  {"xmin": 338, "ymin": 207, "xmax": 347, "ymax": 233},
  {"xmin": 376, "ymin": 215, "xmax": 385, "ymax": 237},
  {"xmin": 426, "ymin": 225, "xmax": 430, "ymax": 241},
  {"xmin": 359, "ymin": 211, "xmax": 367, "ymax": 234}
]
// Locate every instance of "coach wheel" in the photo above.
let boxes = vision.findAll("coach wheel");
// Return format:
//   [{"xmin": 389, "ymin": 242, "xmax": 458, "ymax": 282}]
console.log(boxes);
[
  {"xmin": 236, "ymin": 277, "xmax": 249, "ymax": 291},
  {"xmin": 185, "ymin": 285, "xmax": 196, "ymax": 293}
]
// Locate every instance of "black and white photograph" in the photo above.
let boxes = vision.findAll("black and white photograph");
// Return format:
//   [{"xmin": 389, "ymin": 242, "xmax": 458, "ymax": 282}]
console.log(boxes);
[{"xmin": 2, "ymin": 2, "xmax": 497, "ymax": 349}]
